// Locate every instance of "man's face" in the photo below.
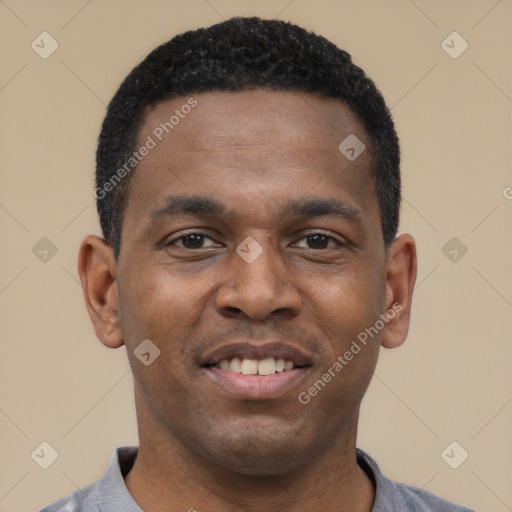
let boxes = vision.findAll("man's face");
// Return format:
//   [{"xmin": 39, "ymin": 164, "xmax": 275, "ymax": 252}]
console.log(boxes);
[{"xmin": 116, "ymin": 90, "xmax": 389, "ymax": 474}]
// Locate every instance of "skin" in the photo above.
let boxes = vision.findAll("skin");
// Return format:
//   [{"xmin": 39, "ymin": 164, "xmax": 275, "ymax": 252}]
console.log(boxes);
[{"xmin": 78, "ymin": 89, "xmax": 417, "ymax": 512}]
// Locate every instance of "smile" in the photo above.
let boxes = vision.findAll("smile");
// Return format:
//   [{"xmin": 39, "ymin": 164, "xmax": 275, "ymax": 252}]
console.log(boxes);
[
  {"xmin": 213, "ymin": 356, "xmax": 298, "ymax": 376},
  {"xmin": 201, "ymin": 342, "xmax": 313, "ymax": 400}
]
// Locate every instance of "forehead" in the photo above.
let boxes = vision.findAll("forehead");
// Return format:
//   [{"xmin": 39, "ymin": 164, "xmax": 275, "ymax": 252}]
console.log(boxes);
[
  {"xmin": 142, "ymin": 89, "xmax": 368, "ymax": 157},
  {"xmin": 122, "ymin": 89, "xmax": 378, "ymax": 235}
]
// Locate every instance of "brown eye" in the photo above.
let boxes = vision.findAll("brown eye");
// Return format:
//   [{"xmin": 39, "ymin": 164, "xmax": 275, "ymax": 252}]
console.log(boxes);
[
  {"xmin": 295, "ymin": 232, "xmax": 342, "ymax": 250},
  {"xmin": 179, "ymin": 234, "xmax": 207, "ymax": 249},
  {"xmin": 306, "ymin": 234, "xmax": 329, "ymax": 249},
  {"xmin": 167, "ymin": 231, "xmax": 218, "ymax": 249}
]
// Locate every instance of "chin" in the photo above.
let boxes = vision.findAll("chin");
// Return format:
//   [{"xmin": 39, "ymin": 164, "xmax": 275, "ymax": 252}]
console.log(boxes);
[
  {"xmin": 213, "ymin": 447, "xmax": 309, "ymax": 477},
  {"xmin": 197, "ymin": 425, "xmax": 320, "ymax": 477}
]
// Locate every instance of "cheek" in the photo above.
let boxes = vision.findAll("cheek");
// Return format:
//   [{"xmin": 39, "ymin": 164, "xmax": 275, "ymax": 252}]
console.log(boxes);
[
  {"xmin": 118, "ymin": 264, "xmax": 208, "ymax": 356},
  {"xmin": 301, "ymin": 279, "xmax": 382, "ymax": 416},
  {"xmin": 300, "ymin": 266, "xmax": 384, "ymax": 403},
  {"xmin": 118, "ymin": 267, "xmax": 210, "ymax": 410},
  {"xmin": 306, "ymin": 265, "xmax": 384, "ymax": 349}
]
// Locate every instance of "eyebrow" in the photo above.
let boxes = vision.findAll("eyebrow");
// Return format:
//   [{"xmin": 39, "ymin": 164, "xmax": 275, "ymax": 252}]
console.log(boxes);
[
  {"xmin": 150, "ymin": 195, "xmax": 361, "ymax": 223},
  {"xmin": 151, "ymin": 196, "xmax": 226, "ymax": 219},
  {"xmin": 283, "ymin": 197, "xmax": 361, "ymax": 223}
]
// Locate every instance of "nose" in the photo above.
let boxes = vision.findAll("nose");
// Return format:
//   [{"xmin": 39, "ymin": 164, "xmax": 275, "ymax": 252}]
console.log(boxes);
[{"xmin": 215, "ymin": 241, "xmax": 302, "ymax": 321}]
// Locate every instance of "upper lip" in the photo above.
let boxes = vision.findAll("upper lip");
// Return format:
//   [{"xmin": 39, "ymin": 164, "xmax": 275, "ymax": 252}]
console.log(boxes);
[{"xmin": 200, "ymin": 341, "xmax": 314, "ymax": 367}]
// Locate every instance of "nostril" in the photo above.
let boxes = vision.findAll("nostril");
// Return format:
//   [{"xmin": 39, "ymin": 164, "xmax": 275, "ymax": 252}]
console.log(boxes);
[{"xmin": 217, "ymin": 306, "xmax": 245, "ymax": 319}]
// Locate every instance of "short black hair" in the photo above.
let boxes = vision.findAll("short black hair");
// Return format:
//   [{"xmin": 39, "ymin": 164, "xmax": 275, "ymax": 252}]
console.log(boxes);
[{"xmin": 96, "ymin": 16, "xmax": 400, "ymax": 260}]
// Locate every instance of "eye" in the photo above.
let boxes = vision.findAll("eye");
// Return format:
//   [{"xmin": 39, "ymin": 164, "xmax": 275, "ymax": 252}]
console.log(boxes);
[
  {"xmin": 294, "ymin": 232, "xmax": 342, "ymax": 250},
  {"xmin": 167, "ymin": 231, "xmax": 219, "ymax": 250}
]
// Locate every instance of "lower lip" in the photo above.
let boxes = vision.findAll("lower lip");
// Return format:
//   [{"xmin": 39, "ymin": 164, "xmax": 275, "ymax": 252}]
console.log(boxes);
[{"xmin": 204, "ymin": 367, "xmax": 309, "ymax": 400}]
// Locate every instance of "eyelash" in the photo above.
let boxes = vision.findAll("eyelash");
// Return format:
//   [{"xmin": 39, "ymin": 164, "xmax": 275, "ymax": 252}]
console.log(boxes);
[
  {"xmin": 166, "ymin": 230, "xmax": 343, "ymax": 250},
  {"xmin": 166, "ymin": 230, "xmax": 212, "ymax": 247}
]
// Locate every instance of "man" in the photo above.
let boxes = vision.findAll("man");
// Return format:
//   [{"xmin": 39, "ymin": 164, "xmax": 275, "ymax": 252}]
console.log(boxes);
[{"xmin": 41, "ymin": 16, "xmax": 475, "ymax": 512}]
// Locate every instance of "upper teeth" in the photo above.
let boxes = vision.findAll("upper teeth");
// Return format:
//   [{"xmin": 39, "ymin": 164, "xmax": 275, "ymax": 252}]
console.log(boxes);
[{"xmin": 218, "ymin": 357, "xmax": 295, "ymax": 376}]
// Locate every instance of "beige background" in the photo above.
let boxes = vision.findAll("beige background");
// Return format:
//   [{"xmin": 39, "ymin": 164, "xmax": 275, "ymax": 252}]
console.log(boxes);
[{"xmin": 1, "ymin": 1, "xmax": 511, "ymax": 511}]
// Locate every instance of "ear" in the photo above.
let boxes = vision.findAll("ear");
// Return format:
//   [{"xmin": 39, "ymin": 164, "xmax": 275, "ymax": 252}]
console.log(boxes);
[
  {"xmin": 381, "ymin": 233, "xmax": 417, "ymax": 349},
  {"xmin": 77, "ymin": 235, "xmax": 124, "ymax": 348}
]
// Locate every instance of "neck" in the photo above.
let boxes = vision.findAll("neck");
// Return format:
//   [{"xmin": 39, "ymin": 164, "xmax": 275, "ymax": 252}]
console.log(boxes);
[{"xmin": 125, "ymin": 393, "xmax": 375, "ymax": 512}]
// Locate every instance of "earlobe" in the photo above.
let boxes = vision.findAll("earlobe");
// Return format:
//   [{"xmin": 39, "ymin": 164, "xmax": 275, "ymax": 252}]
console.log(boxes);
[
  {"xmin": 77, "ymin": 235, "xmax": 124, "ymax": 348},
  {"xmin": 381, "ymin": 233, "xmax": 417, "ymax": 349}
]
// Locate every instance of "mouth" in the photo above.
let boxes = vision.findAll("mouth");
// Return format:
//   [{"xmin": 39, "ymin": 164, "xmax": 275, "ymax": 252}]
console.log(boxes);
[
  {"xmin": 205, "ymin": 356, "xmax": 304, "ymax": 375},
  {"xmin": 200, "ymin": 342, "xmax": 313, "ymax": 400}
]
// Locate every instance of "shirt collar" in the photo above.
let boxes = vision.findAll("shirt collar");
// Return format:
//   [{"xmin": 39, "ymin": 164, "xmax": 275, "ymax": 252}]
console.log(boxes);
[
  {"xmin": 356, "ymin": 448, "xmax": 409, "ymax": 511},
  {"xmin": 97, "ymin": 446, "xmax": 142, "ymax": 512},
  {"xmin": 98, "ymin": 446, "xmax": 400, "ymax": 511}
]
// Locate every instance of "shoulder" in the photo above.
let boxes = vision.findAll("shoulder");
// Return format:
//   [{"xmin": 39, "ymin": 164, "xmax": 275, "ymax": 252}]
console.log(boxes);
[
  {"xmin": 356, "ymin": 448, "xmax": 476, "ymax": 512},
  {"xmin": 38, "ymin": 446, "xmax": 140, "ymax": 512},
  {"xmin": 38, "ymin": 481, "xmax": 99, "ymax": 512},
  {"xmin": 392, "ymin": 480, "xmax": 476, "ymax": 511}
]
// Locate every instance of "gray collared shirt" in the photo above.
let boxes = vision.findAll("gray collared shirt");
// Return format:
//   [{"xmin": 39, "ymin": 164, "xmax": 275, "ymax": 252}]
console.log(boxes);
[{"xmin": 40, "ymin": 446, "xmax": 475, "ymax": 511}]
